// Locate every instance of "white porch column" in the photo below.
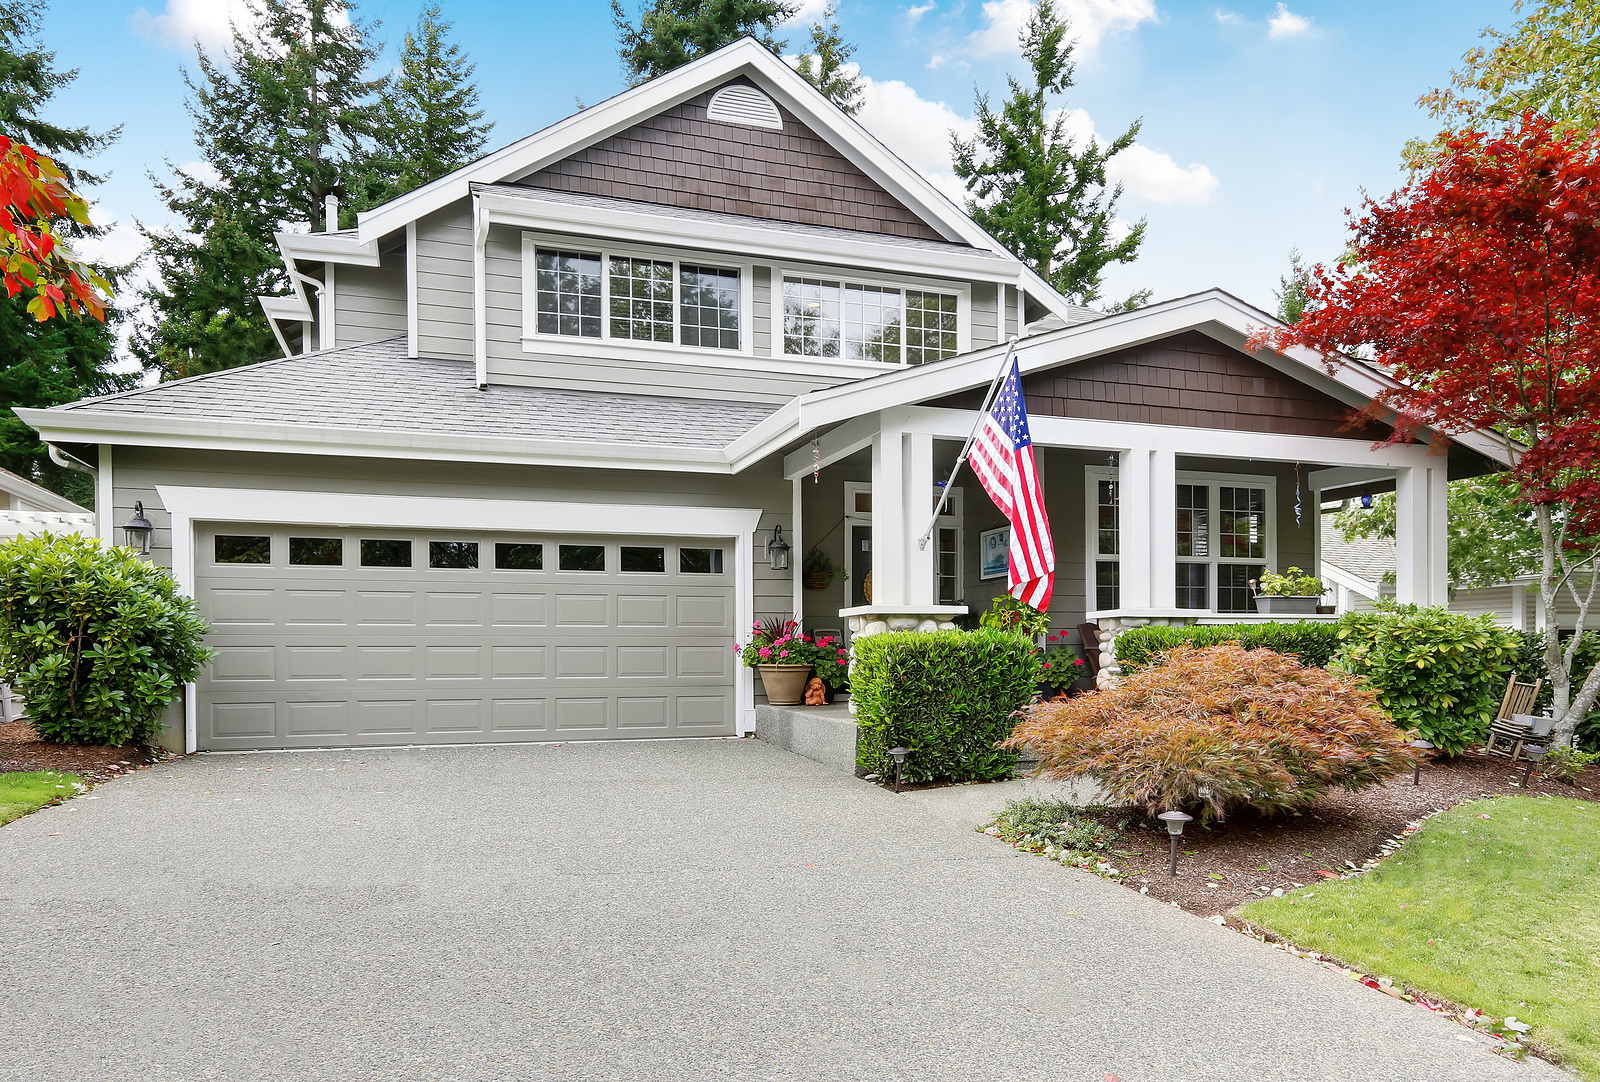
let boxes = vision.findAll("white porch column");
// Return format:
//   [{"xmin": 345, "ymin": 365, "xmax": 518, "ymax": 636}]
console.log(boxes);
[
  {"xmin": 1509, "ymin": 583, "xmax": 1528, "ymax": 632},
  {"xmin": 1395, "ymin": 464, "xmax": 1449, "ymax": 606},
  {"xmin": 871, "ymin": 422, "xmax": 906, "ymax": 606},
  {"xmin": 1149, "ymin": 449, "xmax": 1177, "ymax": 611},
  {"xmin": 791, "ymin": 476, "xmax": 804, "ymax": 627},
  {"xmin": 902, "ymin": 430, "xmax": 936, "ymax": 608},
  {"xmin": 1118, "ymin": 448, "xmax": 1153, "ymax": 610}
]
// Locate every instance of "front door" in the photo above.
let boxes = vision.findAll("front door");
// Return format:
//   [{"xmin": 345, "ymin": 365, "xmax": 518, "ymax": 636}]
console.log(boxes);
[{"xmin": 851, "ymin": 525, "xmax": 872, "ymax": 607}]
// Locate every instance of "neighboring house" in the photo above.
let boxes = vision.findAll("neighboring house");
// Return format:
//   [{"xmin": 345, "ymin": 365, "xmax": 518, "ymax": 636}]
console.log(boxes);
[
  {"xmin": 14, "ymin": 40, "xmax": 1513, "ymax": 753},
  {"xmin": 1321, "ymin": 518, "xmax": 1569, "ymax": 632},
  {"xmin": 0, "ymin": 466, "xmax": 95, "ymax": 540}
]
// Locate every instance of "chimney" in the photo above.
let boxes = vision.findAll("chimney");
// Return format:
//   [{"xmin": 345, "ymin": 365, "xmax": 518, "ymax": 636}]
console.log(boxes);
[{"xmin": 324, "ymin": 194, "xmax": 339, "ymax": 233}]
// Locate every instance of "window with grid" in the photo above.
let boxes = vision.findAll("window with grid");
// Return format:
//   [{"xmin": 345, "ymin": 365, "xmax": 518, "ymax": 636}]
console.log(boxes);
[
  {"xmin": 1217, "ymin": 563, "xmax": 1263, "ymax": 613},
  {"xmin": 535, "ymin": 249, "xmax": 602, "ymax": 337},
  {"xmin": 1096, "ymin": 561, "xmax": 1120, "ymax": 611},
  {"xmin": 1095, "ymin": 477, "xmax": 1120, "ymax": 610},
  {"xmin": 1219, "ymin": 486, "xmax": 1267, "ymax": 559},
  {"xmin": 1176, "ymin": 484, "xmax": 1210, "ymax": 557},
  {"xmin": 679, "ymin": 264, "xmax": 740, "ymax": 350},
  {"xmin": 782, "ymin": 277, "xmax": 841, "ymax": 357},
  {"xmin": 936, "ymin": 526, "xmax": 960, "ymax": 604},
  {"xmin": 843, "ymin": 284, "xmax": 901, "ymax": 362},
  {"xmin": 905, "ymin": 290, "xmax": 958, "ymax": 364},
  {"xmin": 1176, "ymin": 562, "xmax": 1209, "ymax": 610},
  {"xmin": 609, "ymin": 256, "xmax": 674, "ymax": 342}
]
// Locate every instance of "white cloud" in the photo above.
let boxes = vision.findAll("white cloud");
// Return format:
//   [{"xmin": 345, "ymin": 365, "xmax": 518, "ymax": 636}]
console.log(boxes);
[
  {"xmin": 176, "ymin": 160, "xmax": 222, "ymax": 187},
  {"xmin": 967, "ymin": 0, "xmax": 1156, "ymax": 58},
  {"xmin": 1267, "ymin": 2, "xmax": 1312, "ymax": 38},
  {"xmin": 908, "ymin": 1, "xmax": 938, "ymax": 21},
  {"xmin": 129, "ymin": 0, "xmax": 251, "ymax": 50},
  {"xmin": 781, "ymin": 0, "xmax": 832, "ymax": 25},
  {"xmin": 927, "ymin": 53, "xmax": 948, "ymax": 69},
  {"xmin": 1213, "ymin": 8, "xmax": 1244, "ymax": 26},
  {"xmin": 1105, "ymin": 144, "xmax": 1220, "ymax": 205}
]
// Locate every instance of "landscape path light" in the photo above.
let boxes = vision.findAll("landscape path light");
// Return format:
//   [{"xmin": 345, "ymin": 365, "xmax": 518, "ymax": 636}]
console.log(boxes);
[
  {"xmin": 1522, "ymin": 746, "xmax": 1549, "ymax": 786},
  {"xmin": 1409, "ymin": 738, "xmax": 1435, "ymax": 785},
  {"xmin": 1157, "ymin": 810, "xmax": 1192, "ymax": 877},
  {"xmin": 888, "ymin": 747, "xmax": 910, "ymax": 793}
]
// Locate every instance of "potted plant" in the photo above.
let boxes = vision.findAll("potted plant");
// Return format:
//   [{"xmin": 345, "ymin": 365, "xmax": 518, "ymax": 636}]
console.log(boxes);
[
  {"xmin": 1039, "ymin": 633, "xmax": 1092, "ymax": 697},
  {"xmin": 794, "ymin": 632, "xmax": 850, "ymax": 703},
  {"xmin": 737, "ymin": 618, "xmax": 813, "ymax": 705},
  {"xmin": 1251, "ymin": 566, "xmax": 1325, "ymax": 615},
  {"xmin": 802, "ymin": 546, "xmax": 834, "ymax": 591}
]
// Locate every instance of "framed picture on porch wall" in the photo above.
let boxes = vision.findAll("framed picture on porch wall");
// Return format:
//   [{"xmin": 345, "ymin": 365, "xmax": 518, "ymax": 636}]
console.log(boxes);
[{"xmin": 980, "ymin": 527, "xmax": 1010, "ymax": 580}]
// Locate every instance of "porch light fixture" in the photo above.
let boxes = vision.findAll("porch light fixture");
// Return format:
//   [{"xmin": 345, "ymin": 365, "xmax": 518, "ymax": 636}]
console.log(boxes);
[
  {"xmin": 122, "ymin": 501, "xmax": 154, "ymax": 555},
  {"xmin": 1409, "ymin": 738, "xmax": 1435, "ymax": 785},
  {"xmin": 888, "ymin": 746, "xmax": 911, "ymax": 793},
  {"xmin": 1157, "ymin": 810, "xmax": 1192, "ymax": 877},
  {"xmin": 766, "ymin": 524, "xmax": 791, "ymax": 571}
]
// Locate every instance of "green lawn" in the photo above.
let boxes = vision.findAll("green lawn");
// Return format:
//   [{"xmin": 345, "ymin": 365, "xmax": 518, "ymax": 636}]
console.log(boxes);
[
  {"xmin": 0, "ymin": 771, "xmax": 86, "ymax": 825},
  {"xmin": 1241, "ymin": 795, "xmax": 1600, "ymax": 1079}
]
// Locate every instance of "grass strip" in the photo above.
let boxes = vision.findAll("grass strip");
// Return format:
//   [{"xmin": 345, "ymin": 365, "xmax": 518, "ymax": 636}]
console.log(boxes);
[
  {"xmin": 1240, "ymin": 795, "xmax": 1600, "ymax": 1079},
  {"xmin": 0, "ymin": 770, "xmax": 87, "ymax": 825}
]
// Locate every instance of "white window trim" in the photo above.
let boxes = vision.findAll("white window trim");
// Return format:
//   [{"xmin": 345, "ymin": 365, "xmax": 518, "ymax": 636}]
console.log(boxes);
[
  {"xmin": 1083, "ymin": 466, "xmax": 1278, "ymax": 616},
  {"xmin": 520, "ymin": 232, "xmax": 754, "ymax": 359},
  {"xmin": 157, "ymin": 485, "xmax": 762, "ymax": 754},
  {"xmin": 843, "ymin": 482, "xmax": 962, "ymax": 605},
  {"xmin": 772, "ymin": 265, "xmax": 971, "ymax": 366}
]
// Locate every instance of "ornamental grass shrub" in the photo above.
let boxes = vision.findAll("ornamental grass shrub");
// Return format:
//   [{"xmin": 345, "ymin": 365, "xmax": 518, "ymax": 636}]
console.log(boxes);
[
  {"xmin": 1334, "ymin": 605, "xmax": 1521, "ymax": 755},
  {"xmin": 1004, "ymin": 644, "xmax": 1420, "ymax": 821},
  {"xmin": 0, "ymin": 534, "xmax": 213, "ymax": 746},
  {"xmin": 851, "ymin": 629, "xmax": 1039, "ymax": 783},
  {"xmin": 1114, "ymin": 622, "xmax": 1342, "ymax": 673}
]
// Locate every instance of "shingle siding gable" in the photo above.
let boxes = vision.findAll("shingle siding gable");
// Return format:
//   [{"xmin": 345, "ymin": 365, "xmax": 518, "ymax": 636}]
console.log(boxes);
[{"xmin": 521, "ymin": 79, "xmax": 948, "ymax": 242}]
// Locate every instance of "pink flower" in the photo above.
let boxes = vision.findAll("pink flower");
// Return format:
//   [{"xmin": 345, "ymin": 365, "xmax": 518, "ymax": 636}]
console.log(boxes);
[
  {"xmin": 837, "ymin": 649, "xmax": 847, "ymax": 656},
  {"xmin": 1073, "ymin": 658, "xmax": 1085, "ymax": 666},
  {"xmin": 1042, "ymin": 662, "xmax": 1051, "ymax": 669},
  {"xmin": 779, "ymin": 650, "xmax": 789, "ymax": 658},
  {"xmin": 758, "ymin": 647, "xmax": 772, "ymax": 659}
]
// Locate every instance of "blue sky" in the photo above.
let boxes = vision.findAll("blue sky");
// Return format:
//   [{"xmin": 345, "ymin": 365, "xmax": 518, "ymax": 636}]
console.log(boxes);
[{"xmin": 46, "ymin": 0, "xmax": 1519, "ymax": 333}]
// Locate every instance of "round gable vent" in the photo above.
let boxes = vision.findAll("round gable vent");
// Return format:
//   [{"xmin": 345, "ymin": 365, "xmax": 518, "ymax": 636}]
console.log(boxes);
[{"xmin": 707, "ymin": 85, "xmax": 783, "ymax": 131}]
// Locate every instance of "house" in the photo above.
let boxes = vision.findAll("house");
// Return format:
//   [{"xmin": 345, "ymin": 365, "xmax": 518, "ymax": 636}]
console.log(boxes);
[
  {"xmin": 14, "ymin": 40, "xmax": 1513, "ymax": 753},
  {"xmin": 0, "ymin": 466, "xmax": 95, "ymax": 539}
]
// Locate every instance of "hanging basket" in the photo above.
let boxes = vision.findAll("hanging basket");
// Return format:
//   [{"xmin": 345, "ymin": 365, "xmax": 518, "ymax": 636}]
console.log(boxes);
[{"xmin": 803, "ymin": 570, "xmax": 834, "ymax": 590}]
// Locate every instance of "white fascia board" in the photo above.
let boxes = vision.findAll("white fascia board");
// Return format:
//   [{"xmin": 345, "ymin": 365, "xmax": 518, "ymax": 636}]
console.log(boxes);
[
  {"xmin": 721, "ymin": 397, "xmax": 801, "ymax": 466},
  {"xmin": 480, "ymin": 192, "xmax": 1012, "ymax": 283},
  {"xmin": 16, "ymin": 407, "xmax": 740, "ymax": 475},
  {"xmin": 0, "ymin": 466, "xmax": 89, "ymax": 512},
  {"xmin": 275, "ymin": 230, "xmax": 383, "ymax": 268},
  {"xmin": 157, "ymin": 485, "xmax": 763, "ymax": 540},
  {"xmin": 353, "ymin": 39, "xmax": 1007, "ymax": 258}
]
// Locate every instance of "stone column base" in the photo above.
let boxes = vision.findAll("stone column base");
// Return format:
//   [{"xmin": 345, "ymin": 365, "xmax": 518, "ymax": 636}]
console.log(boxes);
[
  {"xmin": 1094, "ymin": 615, "xmax": 1199, "ymax": 689},
  {"xmin": 842, "ymin": 608, "xmax": 964, "ymax": 714}
]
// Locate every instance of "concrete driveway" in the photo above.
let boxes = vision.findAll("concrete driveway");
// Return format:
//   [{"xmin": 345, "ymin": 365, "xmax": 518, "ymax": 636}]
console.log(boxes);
[{"xmin": 0, "ymin": 739, "xmax": 1562, "ymax": 1082}]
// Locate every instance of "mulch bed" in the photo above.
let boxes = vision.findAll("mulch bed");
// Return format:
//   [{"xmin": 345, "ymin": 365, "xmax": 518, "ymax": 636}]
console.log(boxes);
[
  {"xmin": 0, "ymin": 719, "xmax": 174, "ymax": 784},
  {"xmin": 1074, "ymin": 751, "xmax": 1600, "ymax": 915}
]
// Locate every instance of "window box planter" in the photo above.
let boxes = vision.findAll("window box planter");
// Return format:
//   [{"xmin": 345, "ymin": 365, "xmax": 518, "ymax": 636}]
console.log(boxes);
[
  {"xmin": 1253, "ymin": 595, "xmax": 1321, "ymax": 615},
  {"xmin": 757, "ymin": 664, "xmax": 813, "ymax": 706}
]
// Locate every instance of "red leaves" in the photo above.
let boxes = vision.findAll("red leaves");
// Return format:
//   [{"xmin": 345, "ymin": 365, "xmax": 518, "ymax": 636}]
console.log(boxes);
[
  {"xmin": 1006, "ymin": 644, "xmax": 1422, "ymax": 821},
  {"xmin": 1249, "ymin": 112, "xmax": 1600, "ymax": 531},
  {"xmin": 0, "ymin": 134, "xmax": 109, "ymax": 323}
]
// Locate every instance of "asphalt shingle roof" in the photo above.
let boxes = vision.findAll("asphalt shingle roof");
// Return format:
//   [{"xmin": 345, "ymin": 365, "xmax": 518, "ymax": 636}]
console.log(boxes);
[
  {"xmin": 1321, "ymin": 516, "xmax": 1395, "ymax": 583},
  {"xmin": 65, "ymin": 337, "xmax": 778, "ymax": 449}
]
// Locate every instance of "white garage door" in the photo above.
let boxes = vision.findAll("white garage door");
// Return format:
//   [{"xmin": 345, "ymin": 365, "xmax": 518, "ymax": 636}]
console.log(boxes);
[{"xmin": 194, "ymin": 524, "xmax": 737, "ymax": 750}]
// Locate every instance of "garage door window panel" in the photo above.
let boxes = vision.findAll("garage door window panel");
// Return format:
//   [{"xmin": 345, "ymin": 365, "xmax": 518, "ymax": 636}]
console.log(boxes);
[
  {"xmin": 621, "ymin": 546, "xmax": 665, "ymax": 573},
  {"xmin": 680, "ymin": 547, "xmax": 724, "ymax": 574},
  {"xmin": 361, "ymin": 539, "xmax": 412, "ymax": 568},
  {"xmin": 559, "ymin": 545, "xmax": 606, "ymax": 572},
  {"xmin": 216, "ymin": 535, "xmax": 271, "ymax": 564},
  {"xmin": 290, "ymin": 537, "xmax": 342, "ymax": 566},
  {"xmin": 495, "ymin": 543, "xmax": 543, "ymax": 570},
  {"xmin": 429, "ymin": 541, "xmax": 479, "ymax": 569}
]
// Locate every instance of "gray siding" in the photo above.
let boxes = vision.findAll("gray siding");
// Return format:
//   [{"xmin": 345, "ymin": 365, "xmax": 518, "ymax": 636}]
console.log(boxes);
[
  {"xmin": 752, "ymin": 265, "xmax": 771, "ymax": 357},
  {"xmin": 1004, "ymin": 285, "xmax": 1018, "ymax": 337},
  {"xmin": 971, "ymin": 282, "xmax": 999, "ymax": 348},
  {"xmin": 415, "ymin": 201, "xmax": 473, "ymax": 360},
  {"xmin": 111, "ymin": 446, "xmax": 797, "ymax": 625},
  {"xmin": 333, "ymin": 254, "xmax": 406, "ymax": 348}
]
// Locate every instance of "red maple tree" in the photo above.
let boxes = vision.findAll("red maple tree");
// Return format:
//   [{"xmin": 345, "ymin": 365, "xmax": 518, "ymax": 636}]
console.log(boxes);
[
  {"xmin": 1252, "ymin": 112, "xmax": 1600, "ymax": 746},
  {"xmin": 0, "ymin": 133, "xmax": 110, "ymax": 322}
]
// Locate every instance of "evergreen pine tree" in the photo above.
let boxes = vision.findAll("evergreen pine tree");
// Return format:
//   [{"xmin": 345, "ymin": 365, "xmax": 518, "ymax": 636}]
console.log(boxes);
[
  {"xmin": 951, "ymin": 0, "xmax": 1145, "ymax": 307},
  {"xmin": 352, "ymin": 4, "xmax": 492, "ymax": 208},
  {"xmin": 0, "ymin": 0, "xmax": 131, "ymax": 505},
  {"xmin": 1273, "ymin": 248, "xmax": 1309, "ymax": 324},
  {"xmin": 134, "ymin": 0, "xmax": 386, "ymax": 378},
  {"xmin": 794, "ymin": 3, "xmax": 863, "ymax": 115},
  {"xmin": 613, "ymin": 0, "xmax": 795, "ymax": 84}
]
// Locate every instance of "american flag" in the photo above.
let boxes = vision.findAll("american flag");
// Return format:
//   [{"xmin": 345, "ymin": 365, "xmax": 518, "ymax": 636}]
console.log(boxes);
[{"xmin": 969, "ymin": 357, "xmax": 1055, "ymax": 611}]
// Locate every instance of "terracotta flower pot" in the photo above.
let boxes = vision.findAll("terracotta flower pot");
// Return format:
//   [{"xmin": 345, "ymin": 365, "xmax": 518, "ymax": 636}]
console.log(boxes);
[{"xmin": 757, "ymin": 664, "xmax": 813, "ymax": 705}]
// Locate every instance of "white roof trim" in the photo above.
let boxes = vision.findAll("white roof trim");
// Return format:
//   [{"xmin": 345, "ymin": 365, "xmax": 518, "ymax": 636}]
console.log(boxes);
[{"xmin": 0, "ymin": 466, "xmax": 90, "ymax": 512}]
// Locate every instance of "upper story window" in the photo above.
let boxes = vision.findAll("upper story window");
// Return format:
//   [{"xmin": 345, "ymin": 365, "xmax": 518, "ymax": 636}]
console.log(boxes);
[
  {"xmin": 525, "ymin": 238, "xmax": 742, "ymax": 352},
  {"xmin": 781, "ymin": 275, "xmax": 960, "ymax": 365}
]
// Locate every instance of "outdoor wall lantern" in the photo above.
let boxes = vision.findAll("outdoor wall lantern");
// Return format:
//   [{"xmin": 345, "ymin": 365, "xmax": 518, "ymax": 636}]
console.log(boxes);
[
  {"xmin": 766, "ymin": 524, "xmax": 791, "ymax": 571},
  {"xmin": 1157, "ymin": 810, "xmax": 1193, "ymax": 877},
  {"xmin": 1409, "ymin": 738, "xmax": 1435, "ymax": 785},
  {"xmin": 888, "ymin": 746, "xmax": 911, "ymax": 793},
  {"xmin": 122, "ymin": 501, "xmax": 154, "ymax": 555}
]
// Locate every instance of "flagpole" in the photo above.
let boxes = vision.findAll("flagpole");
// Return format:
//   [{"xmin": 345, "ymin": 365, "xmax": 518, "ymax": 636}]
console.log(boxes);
[{"xmin": 917, "ymin": 334, "xmax": 1019, "ymax": 551}]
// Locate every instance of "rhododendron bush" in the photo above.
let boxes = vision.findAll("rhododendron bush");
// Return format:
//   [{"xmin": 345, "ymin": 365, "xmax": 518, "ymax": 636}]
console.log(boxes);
[{"xmin": 1005, "ymin": 644, "xmax": 1421, "ymax": 821}]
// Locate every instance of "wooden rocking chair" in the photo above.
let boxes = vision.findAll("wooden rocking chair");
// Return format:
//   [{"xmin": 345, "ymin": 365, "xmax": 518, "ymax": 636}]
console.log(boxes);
[{"xmin": 1484, "ymin": 674, "xmax": 1544, "ymax": 759}]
